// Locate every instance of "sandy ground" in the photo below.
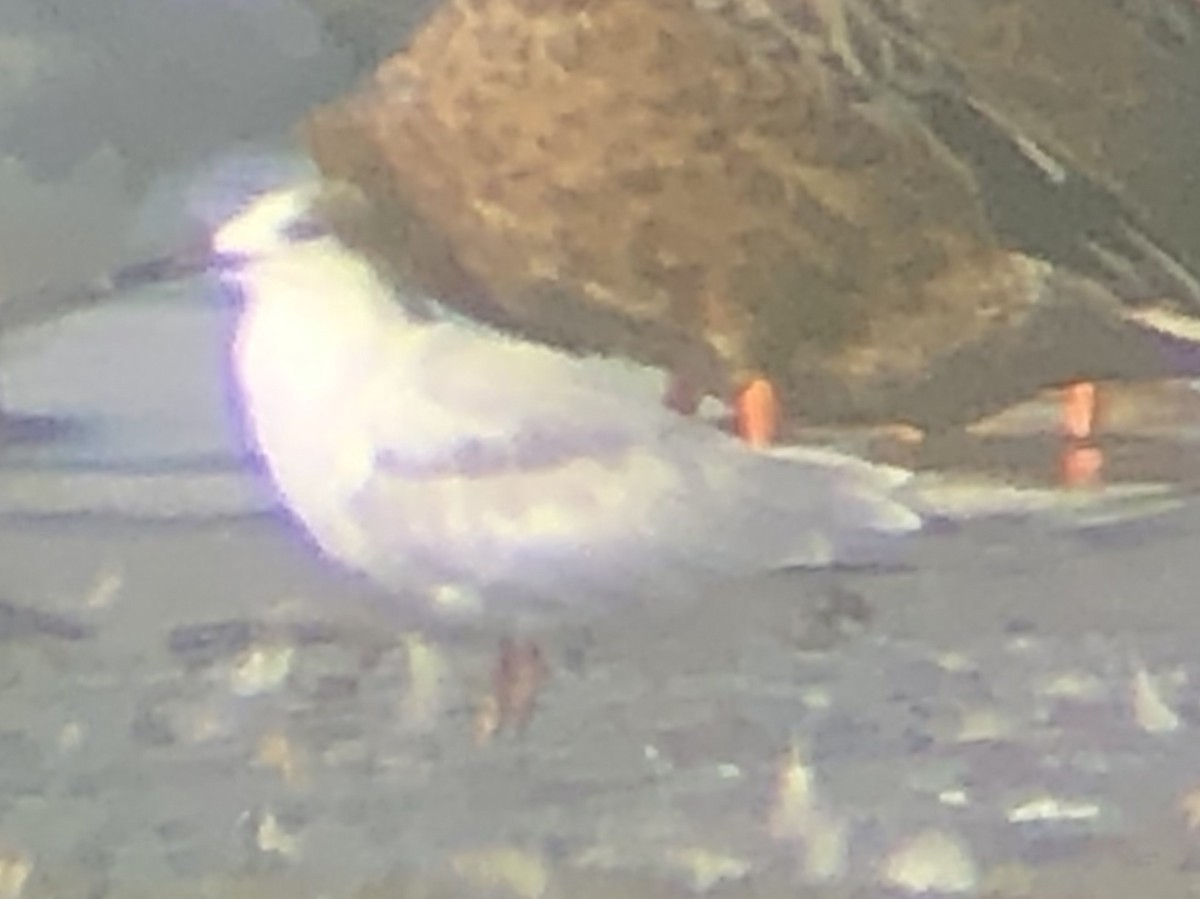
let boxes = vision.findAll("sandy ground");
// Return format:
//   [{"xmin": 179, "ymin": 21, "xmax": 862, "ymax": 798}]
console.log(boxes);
[{"xmin": 4, "ymin": 1, "xmax": 1200, "ymax": 895}]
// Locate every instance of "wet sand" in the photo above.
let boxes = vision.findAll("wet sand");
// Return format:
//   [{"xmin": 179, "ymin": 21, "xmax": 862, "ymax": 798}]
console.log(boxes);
[{"xmin": 2, "ymin": 476, "xmax": 1200, "ymax": 896}]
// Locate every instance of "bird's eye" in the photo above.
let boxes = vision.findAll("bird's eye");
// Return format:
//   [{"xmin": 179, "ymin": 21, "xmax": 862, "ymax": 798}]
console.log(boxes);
[{"xmin": 282, "ymin": 214, "xmax": 328, "ymax": 243}]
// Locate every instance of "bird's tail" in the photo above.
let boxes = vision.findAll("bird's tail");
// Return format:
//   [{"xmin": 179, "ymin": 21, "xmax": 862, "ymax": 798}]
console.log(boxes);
[
  {"xmin": 775, "ymin": 0, "xmax": 1200, "ymax": 319},
  {"xmin": 913, "ymin": 90, "xmax": 1200, "ymax": 318}
]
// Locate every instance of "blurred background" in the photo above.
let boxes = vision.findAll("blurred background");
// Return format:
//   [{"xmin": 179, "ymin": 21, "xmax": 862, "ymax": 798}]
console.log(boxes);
[{"xmin": 0, "ymin": 0, "xmax": 438, "ymax": 301}]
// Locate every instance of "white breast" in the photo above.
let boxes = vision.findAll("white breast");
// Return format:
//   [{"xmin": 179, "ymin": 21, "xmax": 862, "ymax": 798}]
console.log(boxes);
[{"xmin": 227, "ymin": 237, "xmax": 405, "ymax": 569}]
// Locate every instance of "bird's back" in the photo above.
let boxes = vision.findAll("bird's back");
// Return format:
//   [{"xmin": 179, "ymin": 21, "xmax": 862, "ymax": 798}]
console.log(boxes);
[{"xmin": 305, "ymin": 0, "xmax": 1200, "ymax": 430}]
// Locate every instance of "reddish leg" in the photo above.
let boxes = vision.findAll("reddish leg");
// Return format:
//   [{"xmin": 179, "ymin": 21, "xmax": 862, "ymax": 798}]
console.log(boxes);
[
  {"xmin": 1061, "ymin": 381, "xmax": 1098, "ymax": 440},
  {"xmin": 736, "ymin": 376, "xmax": 781, "ymax": 447},
  {"xmin": 475, "ymin": 638, "xmax": 547, "ymax": 744}
]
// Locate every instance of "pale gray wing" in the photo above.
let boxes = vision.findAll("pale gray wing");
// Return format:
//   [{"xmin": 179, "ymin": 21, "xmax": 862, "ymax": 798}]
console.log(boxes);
[{"xmin": 341, "ymin": 321, "xmax": 921, "ymax": 593}]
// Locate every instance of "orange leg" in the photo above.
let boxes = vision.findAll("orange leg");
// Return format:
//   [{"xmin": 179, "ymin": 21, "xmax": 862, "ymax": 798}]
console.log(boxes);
[
  {"xmin": 1061, "ymin": 381, "xmax": 1098, "ymax": 440},
  {"xmin": 736, "ymin": 376, "xmax": 781, "ymax": 447},
  {"xmin": 1059, "ymin": 381, "xmax": 1103, "ymax": 488}
]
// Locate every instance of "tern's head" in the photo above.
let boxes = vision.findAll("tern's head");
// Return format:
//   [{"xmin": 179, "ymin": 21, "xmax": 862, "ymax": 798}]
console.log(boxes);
[{"xmin": 211, "ymin": 184, "xmax": 329, "ymax": 269}]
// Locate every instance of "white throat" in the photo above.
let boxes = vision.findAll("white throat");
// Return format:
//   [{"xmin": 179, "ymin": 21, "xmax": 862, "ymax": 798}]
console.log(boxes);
[{"xmin": 225, "ymin": 232, "xmax": 416, "ymax": 566}]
